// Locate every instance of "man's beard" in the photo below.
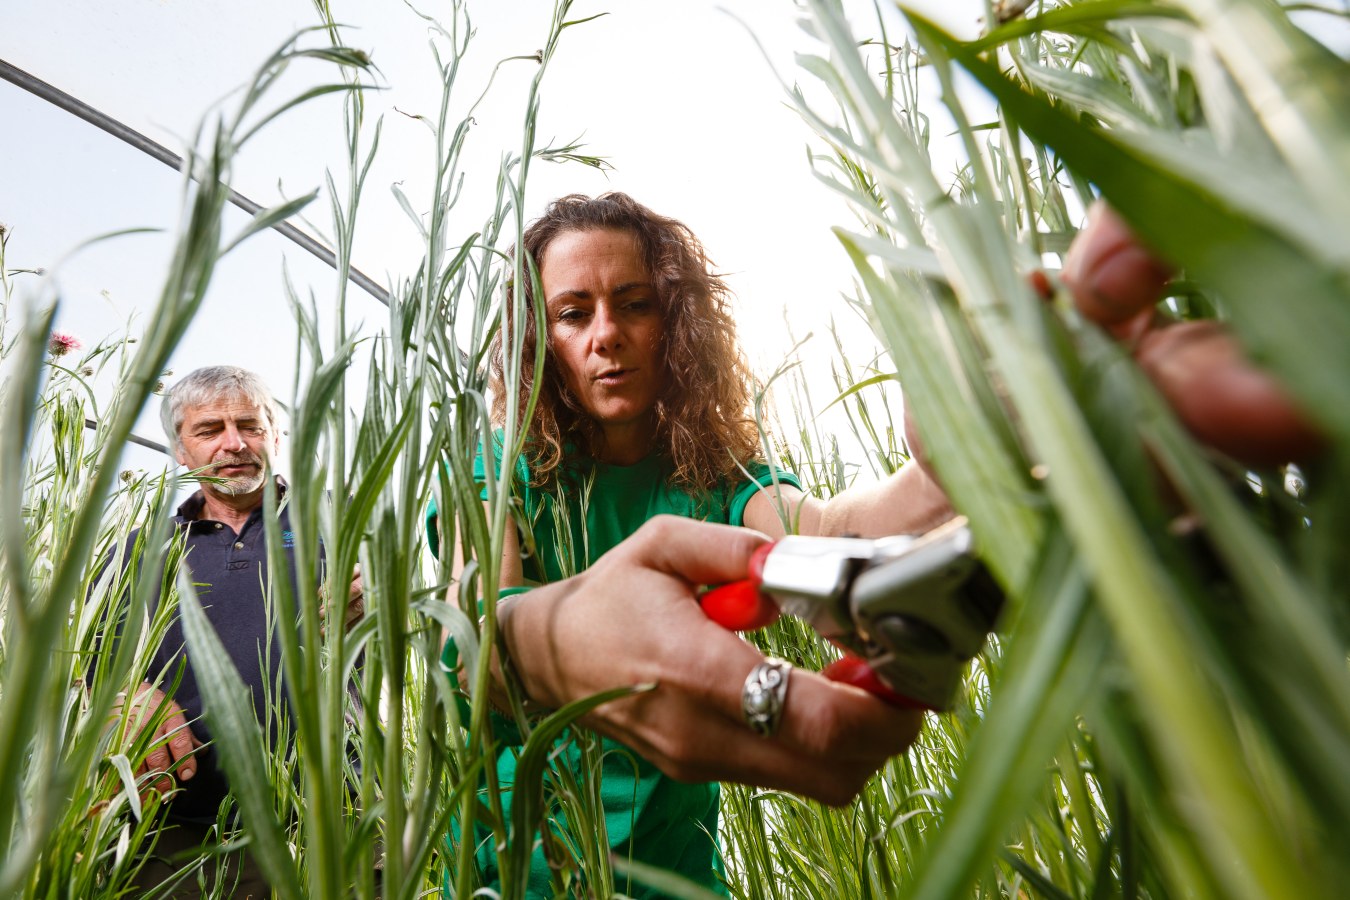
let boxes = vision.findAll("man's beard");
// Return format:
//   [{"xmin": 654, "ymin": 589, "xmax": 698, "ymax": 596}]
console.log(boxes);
[{"xmin": 211, "ymin": 455, "xmax": 266, "ymax": 496}]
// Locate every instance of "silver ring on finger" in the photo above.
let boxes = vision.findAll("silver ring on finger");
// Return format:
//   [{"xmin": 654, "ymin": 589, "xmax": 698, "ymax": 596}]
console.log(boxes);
[{"xmin": 742, "ymin": 658, "xmax": 791, "ymax": 738}]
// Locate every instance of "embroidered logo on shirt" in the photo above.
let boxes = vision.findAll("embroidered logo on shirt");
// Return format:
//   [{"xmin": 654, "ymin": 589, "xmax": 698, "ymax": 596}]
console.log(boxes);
[{"xmin": 282, "ymin": 530, "xmax": 295, "ymax": 549}]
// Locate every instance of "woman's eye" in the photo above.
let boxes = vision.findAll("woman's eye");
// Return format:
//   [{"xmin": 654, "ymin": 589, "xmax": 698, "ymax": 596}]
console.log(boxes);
[{"xmin": 557, "ymin": 309, "xmax": 586, "ymax": 322}]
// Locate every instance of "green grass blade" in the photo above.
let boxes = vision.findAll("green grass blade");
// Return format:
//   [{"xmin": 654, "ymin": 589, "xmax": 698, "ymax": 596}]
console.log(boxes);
[
  {"xmin": 221, "ymin": 189, "xmax": 320, "ymax": 254},
  {"xmin": 502, "ymin": 684, "xmax": 652, "ymax": 899},
  {"xmin": 177, "ymin": 569, "xmax": 303, "ymax": 900},
  {"xmin": 911, "ymin": 11, "xmax": 1350, "ymax": 448},
  {"xmin": 906, "ymin": 533, "xmax": 1101, "ymax": 900},
  {"xmin": 610, "ymin": 855, "xmax": 726, "ymax": 900}
]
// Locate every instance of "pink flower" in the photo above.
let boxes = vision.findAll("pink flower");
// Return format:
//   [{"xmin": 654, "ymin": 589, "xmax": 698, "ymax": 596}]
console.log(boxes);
[{"xmin": 48, "ymin": 332, "xmax": 82, "ymax": 357}]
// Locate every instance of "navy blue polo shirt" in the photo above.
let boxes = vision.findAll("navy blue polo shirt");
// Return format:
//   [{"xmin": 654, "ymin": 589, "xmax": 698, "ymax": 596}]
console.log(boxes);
[{"xmin": 144, "ymin": 480, "xmax": 299, "ymax": 823}]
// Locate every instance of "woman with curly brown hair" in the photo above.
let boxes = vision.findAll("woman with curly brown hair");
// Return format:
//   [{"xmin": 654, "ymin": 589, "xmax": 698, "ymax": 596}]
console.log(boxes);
[
  {"xmin": 490, "ymin": 191, "xmax": 762, "ymax": 491},
  {"xmin": 437, "ymin": 192, "xmax": 945, "ymax": 899}
]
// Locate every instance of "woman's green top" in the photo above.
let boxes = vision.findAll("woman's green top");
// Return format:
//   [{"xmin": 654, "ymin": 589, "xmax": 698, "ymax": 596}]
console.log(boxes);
[{"xmin": 429, "ymin": 441, "xmax": 799, "ymax": 899}]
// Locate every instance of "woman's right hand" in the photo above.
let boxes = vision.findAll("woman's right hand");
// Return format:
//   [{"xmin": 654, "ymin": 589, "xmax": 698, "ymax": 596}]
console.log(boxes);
[
  {"xmin": 906, "ymin": 201, "xmax": 1325, "ymax": 474},
  {"xmin": 498, "ymin": 515, "xmax": 923, "ymax": 807},
  {"xmin": 1062, "ymin": 201, "xmax": 1324, "ymax": 466}
]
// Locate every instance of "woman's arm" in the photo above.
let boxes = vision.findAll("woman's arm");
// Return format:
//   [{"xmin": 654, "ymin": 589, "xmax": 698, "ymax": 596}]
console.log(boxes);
[
  {"xmin": 443, "ymin": 501, "xmax": 525, "ymax": 590},
  {"xmin": 741, "ymin": 458, "xmax": 953, "ymax": 540},
  {"xmin": 489, "ymin": 506, "xmax": 526, "ymax": 589}
]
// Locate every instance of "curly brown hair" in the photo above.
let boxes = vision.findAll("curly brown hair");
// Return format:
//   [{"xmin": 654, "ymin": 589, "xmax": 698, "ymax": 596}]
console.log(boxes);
[{"xmin": 489, "ymin": 192, "xmax": 762, "ymax": 492}]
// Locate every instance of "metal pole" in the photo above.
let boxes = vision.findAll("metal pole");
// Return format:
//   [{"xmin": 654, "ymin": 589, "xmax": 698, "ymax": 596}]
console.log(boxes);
[
  {"xmin": 0, "ymin": 56, "xmax": 392, "ymax": 307},
  {"xmin": 85, "ymin": 419, "xmax": 170, "ymax": 456},
  {"xmin": 3, "ymin": 57, "xmax": 406, "ymax": 457}
]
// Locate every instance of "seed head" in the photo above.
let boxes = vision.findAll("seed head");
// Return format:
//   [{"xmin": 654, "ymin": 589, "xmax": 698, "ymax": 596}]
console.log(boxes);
[{"xmin": 48, "ymin": 331, "xmax": 83, "ymax": 357}]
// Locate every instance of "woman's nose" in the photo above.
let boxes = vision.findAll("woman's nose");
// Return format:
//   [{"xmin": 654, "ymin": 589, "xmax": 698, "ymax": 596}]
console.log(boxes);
[{"xmin": 593, "ymin": 305, "xmax": 623, "ymax": 349}]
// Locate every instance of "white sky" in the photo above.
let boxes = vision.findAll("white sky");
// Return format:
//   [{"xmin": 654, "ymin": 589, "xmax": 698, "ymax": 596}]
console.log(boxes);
[{"xmin": 1, "ymin": 0, "xmax": 985, "ymax": 475}]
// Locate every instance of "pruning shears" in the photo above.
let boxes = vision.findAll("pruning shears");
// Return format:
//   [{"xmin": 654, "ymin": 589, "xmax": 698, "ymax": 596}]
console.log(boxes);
[{"xmin": 700, "ymin": 516, "xmax": 1004, "ymax": 711}]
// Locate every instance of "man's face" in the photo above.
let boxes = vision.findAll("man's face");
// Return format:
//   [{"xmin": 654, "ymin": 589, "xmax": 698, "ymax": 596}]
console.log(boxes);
[{"xmin": 174, "ymin": 396, "xmax": 279, "ymax": 499}]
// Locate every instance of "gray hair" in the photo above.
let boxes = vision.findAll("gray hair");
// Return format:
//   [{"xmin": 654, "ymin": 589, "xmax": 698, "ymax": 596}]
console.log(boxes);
[{"xmin": 161, "ymin": 366, "xmax": 281, "ymax": 450}]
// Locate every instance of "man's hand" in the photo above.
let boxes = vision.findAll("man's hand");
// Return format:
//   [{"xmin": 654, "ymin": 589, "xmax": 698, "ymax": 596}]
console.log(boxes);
[
  {"xmin": 113, "ymin": 682, "xmax": 202, "ymax": 798},
  {"xmin": 344, "ymin": 564, "xmax": 365, "ymax": 631},
  {"xmin": 498, "ymin": 515, "xmax": 923, "ymax": 807},
  {"xmin": 319, "ymin": 564, "xmax": 365, "ymax": 635},
  {"xmin": 1061, "ymin": 201, "xmax": 1325, "ymax": 467}
]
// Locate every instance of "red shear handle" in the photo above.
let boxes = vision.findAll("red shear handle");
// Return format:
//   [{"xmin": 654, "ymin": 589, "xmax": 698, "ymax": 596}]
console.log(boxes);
[
  {"xmin": 699, "ymin": 543, "xmax": 922, "ymax": 709},
  {"xmin": 821, "ymin": 656, "xmax": 927, "ymax": 710},
  {"xmin": 698, "ymin": 543, "xmax": 779, "ymax": 630}
]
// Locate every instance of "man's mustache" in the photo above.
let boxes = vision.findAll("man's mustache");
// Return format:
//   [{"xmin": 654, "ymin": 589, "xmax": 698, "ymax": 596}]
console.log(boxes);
[{"xmin": 210, "ymin": 454, "xmax": 263, "ymax": 470}]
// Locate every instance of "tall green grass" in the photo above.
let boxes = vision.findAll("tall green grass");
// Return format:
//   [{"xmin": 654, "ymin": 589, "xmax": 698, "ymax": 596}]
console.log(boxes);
[
  {"xmin": 717, "ymin": 1, "xmax": 1350, "ymax": 898},
  {"xmin": 0, "ymin": 3, "xmax": 585, "ymax": 896},
  {"xmin": 5, "ymin": 1, "xmax": 1348, "ymax": 898},
  {"xmin": 0, "ymin": 30, "xmax": 378, "ymax": 896}
]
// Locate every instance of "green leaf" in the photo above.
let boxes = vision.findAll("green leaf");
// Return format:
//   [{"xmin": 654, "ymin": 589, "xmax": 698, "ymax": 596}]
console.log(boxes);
[
  {"xmin": 428, "ymin": 602, "xmax": 480, "ymax": 696},
  {"xmin": 1167, "ymin": 0, "xmax": 1350, "ymax": 227},
  {"xmin": 835, "ymin": 232, "xmax": 1042, "ymax": 590},
  {"xmin": 391, "ymin": 183, "xmax": 428, "ymax": 238},
  {"xmin": 177, "ymin": 569, "xmax": 303, "ymax": 900},
  {"xmin": 1001, "ymin": 849, "xmax": 1077, "ymax": 900},
  {"xmin": 609, "ymin": 854, "xmax": 726, "ymax": 900},
  {"xmin": 503, "ymin": 684, "xmax": 654, "ymax": 893},
  {"xmin": 834, "ymin": 228, "xmax": 947, "ymax": 279},
  {"xmin": 906, "ymin": 532, "xmax": 1102, "ymax": 900},
  {"xmin": 237, "ymin": 83, "xmax": 378, "ymax": 146},
  {"xmin": 335, "ymin": 396, "xmax": 419, "ymax": 573},
  {"xmin": 109, "ymin": 753, "xmax": 143, "ymax": 823},
  {"xmin": 222, "ymin": 190, "xmax": 319, "ymax": 254},
  {"xmin": 964, "ymin": 0, "xmax": 1189, "ymax": 53},
  {"xmin": 911, "ymin": 10, "xmax": 1350, "ymax": 448},
  {"xmin": 819, "ymin": 371, "xmax": 898, "ymax": 414}
]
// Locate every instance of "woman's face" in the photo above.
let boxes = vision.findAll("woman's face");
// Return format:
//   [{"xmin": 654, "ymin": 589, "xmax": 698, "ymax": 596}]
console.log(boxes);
[{"xmin": 540, "ymin": 227, "xmax": 667, "ymax": 456}]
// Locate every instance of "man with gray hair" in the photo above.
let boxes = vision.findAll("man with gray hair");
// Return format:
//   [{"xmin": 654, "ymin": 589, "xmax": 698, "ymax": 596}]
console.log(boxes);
[{"xmin": 120, "ymin": 365, "xmax": 362, "ymax": 897}]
